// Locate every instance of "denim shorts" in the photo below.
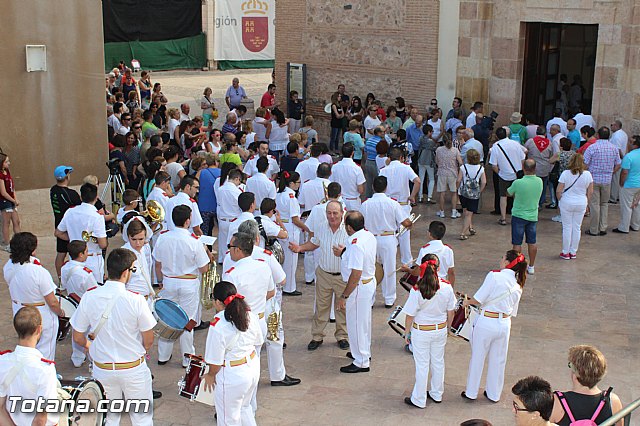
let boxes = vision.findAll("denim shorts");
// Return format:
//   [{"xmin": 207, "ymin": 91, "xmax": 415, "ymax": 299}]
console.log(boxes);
[
  {"xmin": 0, "ymin": 199, "xmax": 15, "ymax": 212},
  {"xmin": 511, "ymin": 215, "xmax": 537, "ymax": 245}
]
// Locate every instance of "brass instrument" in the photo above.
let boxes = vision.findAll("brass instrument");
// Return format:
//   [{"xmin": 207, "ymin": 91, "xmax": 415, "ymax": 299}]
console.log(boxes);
[
  {"xmin": 81, "ymin": 230, "xmax": 98, "ymax": 243},
  {"xmin": 141, "ymin": 200, "xmax": 165, "ymax": 232},
  {"xmin": 200, "ymin": 262, "xmax": 218, "ymax": 311},
  {"xmin": 266, "ymin": 310, "xmax": 281, "ymax": 341},
  {"xmin": 397, "ymin": 213, "xmax": 421, "ymax": 238}
]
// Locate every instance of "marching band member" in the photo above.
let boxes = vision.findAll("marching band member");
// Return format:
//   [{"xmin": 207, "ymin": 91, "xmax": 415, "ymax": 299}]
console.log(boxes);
[
  {"xmin": 294, "ymin": 143, "xmax": 322, "ymax": 187},
  {"xmin": 216, "ymin": 168, "xmax": 243, "ymax": 263},
  {"xmin": 154, "ymin": 205, "xmax": 210, "ymax": 367},
  {"xmin": 245, "ymin": 156, "xmax": 277, "ymax": 215},
  {"xmin": 164, "ymin": 175, "xmax": 203, "ymax": 235},
  {"xmin": 123, "ymin": 220, "xmax": 155, "ymax": 309},
  {"xmin": 276, "ymin": 171, "xmax": 308, "ymax": 296},
  {"xmin": 0, "ymin": 307, "xmax": 59, "ymax": 426},
  {"xmin": 202, "ymin": 281, "xmax": 263, "ymax": 426},
  {"xmin": 3, "ymin": 233, "xmax": 64, "ymax": 361},
  {"xmin": 145, "ymin": 170, "xmax": 173, "ymax": 233},
  {"xmin": 61, "ymin": 240, "xmax": 98, "ymax": 367},
  {"xmin": 379, "ymin": 146, "xmax": 421, "ymax": 265},
  {"xmin": 71, "ymin": 248, "xmax": 156, "ymax": 426},
  {"xmin": 335, "ymin": 211, "xmax": 377, "ymax": 373},
  {"xmin": 402, "ymin": 254, "xmax": 456, "ymax": 408},
  {"xmin": 361, "ymin": 176, "xmax": 412, "ymax": 307},
  {"xmin": 255, "ymin": 198, "xmax": 288, "ymax": 249},
  {"xmin": 227, "ymin": 192, "xmax": 258, "ymax": 245},
  {"xmin": 55, "ymin": 183, "xmax": 108, "ymax": 284},
  {"xmin": 244, "ymin": 140, "xmax": 280, "ymax": 179},
  {"xmin": 331, "ymin": 143, "xmax": 366, "ymax": 211},
  {"xmin": 462, "ymin": 250, "xmax": 527, "ymax": 403},
  {"xmin": 412, "ymin": 221, "xmax": 456, "ymax": 285}
]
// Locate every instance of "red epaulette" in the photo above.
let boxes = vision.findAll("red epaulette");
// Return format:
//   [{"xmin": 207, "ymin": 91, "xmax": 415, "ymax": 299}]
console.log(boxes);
[
  {"xmin": 69, "ymin": 205, "xmax": 76, "ymax": 208},
  {"xmin": 83, "ymin": 266, "xmax": 93, "ymax": 274},
  {"xmin": 263, "ymin": 249, "xmax": 273, "ymax": 255},
  {"xmin": 191, "ymin": 233, "xmax": 200, "ymax": 239},
  {"xmin": 127, "ymin": 290, "xmax": 139, "ymax": 295},
  {"xmin": 162, "ymin": 192, "xmax": 169, "ymax": 197},
  {"xmin": 225, "ymin": 267, "xmax": 235, "ymax": 274},
  {"xmin": 225, "ymin": 250, "xmax": 230, "ymax": 255},
  {"xmin": 160, "ymin": 230, "xmax": 169, "ymax": 234},
  {"xmin": 62, "ymin": 260, "xmax": 69, "ymax": 266},
  {"xmin": 256, "ymin": 258, "xmax": 265, "ymax": 262},
  {"xmin": 412, "ymin": 285, "xmax": 419, "ymax": 291},
  {"xmin": 249, "ymin": 155, "xmax": 255, "ymax": 160},
  {"xmin": 210, "ymin": 317, "xmax": 220, "ymax": 327},
  {"xmin": 444, "ymin": 244, "xmax": 452, "ymax": 249},
  {"xmin": 33, "ymin": 259, "xmax": 42, "ymax": 266},
  {"xmin": 491, "ymin": 269, "xmax": 501, "ymax": 273},
  {"xmin": 0, "ymin": 350, "xmax": 12, "ymax": 356},
  {"xmin": 289, "ymin": 193, "xmax": 294, "ymax": 198},
  {"xmin": 441, "ymin": 279, "xmax": 451, "ymax": 284},
  {"xmin": 269, "ymin": 155, "xmax": 276, "ymax": 160},
  {"xmin": 422, "ymin": 243, "xmax": 430, "ymax": 249},
  {"xmin": 41, "ymin": 358, "xmax": 55, "ymax": 365},
  {"xmin": 351, "ymin": 238, "xmax": 357, "ymax": 244},
  {"xmin": 189, "ymin": 197, "xmax": 197, "ymax": 203},
  {"xmin": 87, "ymin": 286, "xmax": 98, "ymax": 292}
]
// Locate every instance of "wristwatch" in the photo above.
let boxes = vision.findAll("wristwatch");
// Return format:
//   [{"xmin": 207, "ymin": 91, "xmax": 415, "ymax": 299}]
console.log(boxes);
[{"xmin": 340, "ymin": 293, "xmax": 349, "ymax": 300}]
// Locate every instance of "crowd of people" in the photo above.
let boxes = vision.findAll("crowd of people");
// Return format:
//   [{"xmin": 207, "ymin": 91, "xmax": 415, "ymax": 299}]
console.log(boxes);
[{"xmin": 0, "ymin": 66, "xmax": 635, "ymax": 425}]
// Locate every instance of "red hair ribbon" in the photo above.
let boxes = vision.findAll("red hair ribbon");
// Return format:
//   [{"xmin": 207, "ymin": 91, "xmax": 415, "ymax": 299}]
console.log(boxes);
[
  {"xmin": 505, "ymin": 253, "xmax": 525, "ymax": 270},
  {"xmin": 223, "ymin": 293, "xmax": 245, "ymax": 306},
  {"xmin": 283, "ymin": 171, "xmax": 290, "ymax": 179},
  {"xmin": 419, "ymin": 259, "xmax": 438, "ymax": 279}
]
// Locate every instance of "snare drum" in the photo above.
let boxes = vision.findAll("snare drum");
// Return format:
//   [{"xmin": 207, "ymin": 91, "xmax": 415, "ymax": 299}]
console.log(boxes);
[
  {"xmin": 57, "ymin": 294, "xmax": 80, "ymax": 341},
  {"xmin": 387, "ymin": 305, "xmax": 407, "ymax": 337},
  {"xmin": 398, "ymin": 272, "xmax": 419, "ymax": 292},
  {"xmin": 450, "ymin": 293, "xmax": 479, "ymax": 341},
  {"xmin": 177, "ymin": 354, "xmax": 215, "ymax": 406},
  {"xmin": 58, "ymin": 378, "xmax": 106, "ymax": 426},
  {"xmin": 153, "ymin": 298, "xmax": 189, "ymax": 341}
]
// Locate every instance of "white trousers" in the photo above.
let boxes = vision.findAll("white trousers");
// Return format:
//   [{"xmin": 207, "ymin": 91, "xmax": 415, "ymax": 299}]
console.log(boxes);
[
  {"xmin": 216, "ymin": 355, "xmax": 260, "ymax": 426},
  {"xmin": 14, "ymin": 304, "xmax": 58, "ymax": 361},
  {"xmin": 617, "ymin": 186, "xmax": 640, "ymax": 232},
  {"xmin": 346, "ymin": 280, "xmax": 376, "ymax": 368},
  {"xmin": 157, "ymin": 278, "xmax": 199, "ymax": 364},
  {"xmin": 398, "ymin": 205, "xmax": 413, "ymax": 264},
  {"xmin": 85, "ymin": 254, "xmax": 104, "ymax": 284},
  {"xmin": 92, "ymin": 362, "xmax": 153, "ymax": 426},
  {"xmin": 71, "ymin": 334, "xmax": 87, "ymax": 367},
  {"xmin": 418, "ymin": 164, "xmax": 435, "ymax": 199},
  {"xmin": 304, "ymin": 251, "xmax": 317, "ymax": 283},
  {"xmin": 465, "ymin": 315, "xmax": 511, "ymax": 401},
  {"xmin": 288, "ymin": 118, "xmax": 301, "ymax": 134},
  {"xmin": 375, "ymin": 235, "xmax": 397, "ymax": 305},
  {"xmin": 559, "ymin": 200, "xmax": 587, "ymax": 255},
  {"xmin": 410, "ymin": 327, "xmax": 447, "ymax": 407},
  {"xmin": 280, "ymin": 223, "xmax": 300, "ymax": 293},
  {"xmin": 263, "ymin": 300, "xmax": 286, "ymax": 382},
  {"xmin": 344, "ymin": 198, "xmax": 362, "ymax": 212},
  {"xmin": 610, "ymin": 168, "xmax": 622, "ymax": 202},
  {"xmin": 217, "ymin": 219, "xmax": 232, "ymax": 263}
]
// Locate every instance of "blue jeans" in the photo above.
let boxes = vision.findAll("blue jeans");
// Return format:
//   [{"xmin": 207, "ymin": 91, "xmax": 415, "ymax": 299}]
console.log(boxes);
[
  {"xmin": 330, "ymin": 127, "xmax": 342, "ymax": 151},
  {"xmin": 511, "ymin": 216, "xmax": 537, "ymax": 245}
]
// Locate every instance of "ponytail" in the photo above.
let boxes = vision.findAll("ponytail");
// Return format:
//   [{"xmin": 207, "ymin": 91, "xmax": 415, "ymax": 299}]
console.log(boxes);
[
  {"xmin": 213, "ymin": 281, "xmax": 250, "ymax": 331},
  {"xmin": 505, "ymin": 250, "xmax": 527, "ymax": 288},
  {"xmin": 417, "ymin": 253, "xmax": 440, "ymax": 300},
  {"xmin": 278, "ymin": 170, "xmax": 300, "ymax": 193}
]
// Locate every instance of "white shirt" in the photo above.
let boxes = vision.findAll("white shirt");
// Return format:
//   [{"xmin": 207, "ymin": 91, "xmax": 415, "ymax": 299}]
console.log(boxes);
[
  {"xmin": 164, "ymin": 191, "xmax": 203, "ymax": 232},
  {"xmin": 108, "ymin": 114, "xmax": 121, "ymax": 132},
  {"xmin": 246, "ymin": 173, "xmax": 277, "ymax": 214},
  {"xmin": 217, "ymin": 181, "xmax": 242, "ymax": 219},
  {"xmin": 70, "ymin": 280, "xmax": 156, "ymax": 363},
  {"xmin": 341, "ymin": 229, "xmax": 377, "ymax": 282},
  {"xmin": 57, "ymin": 203, "xmax": 107, "ymax": 254},
  {"xmin": 165, "ymin": 162, "xmax": 185, "ymax": 190},
  {"xmin": 4, "ymin": 258, "xmax": 57, "ymax": 315},
  {"xmin": 306, "ymin": 200, "xmax": 346, "ymax": 235},
  {"xmin": 416, "ymin": 240, "xmax": 455, "ymax": 280},
  {"xmin": 489, "ymin": 138, "xmax": 526, "ymax": 181},
  {"xmin": 611, "ymin": 129, "xmax": 629, "ymax": 156},
  {"xmin": 558, "ymin": 170, "xmax": 593, "ymax": 206},
  {"xmin": 61, "ymin": 259, "xmax": 98, "ymax": 298},
  {"xmin": 298, "ymin": 177, "xmax": 331, "ymax": 212},
  {"xmin": 255, "ymin": 215, "xmax": 282, "ymax": 248},
  {"xmin": 331, "ymin": 158, "xmax": 366, "ymax": 199},
  {"xmin": 376, "ymin": 156, "xmax": 388, "ymax": 171},
  {"xmin": 465, "ymin": 111, "xmax": 477, "ymax": 129},
  {"xmin": 310, "ymin": 221, "xmax": 348, "ymax": 273},
  {"xmin": 205, "ymin": 311, "xmax": 263, "ymax": 365},
  {"xmin": 364, "ymin": 116, "xmax": 381, "ymax": 135},
  {"xmin": 401, "ymin": 280, "xmax": 456, "ymax": 324},
  {"xmin": 0, "ymin": 346, "xmax": 59, "ymax": 426},
  {"xmin": 168, "ymin": 118, "xmax": 180, "ymax": 140},
  {"xmin": 275, "ymin": 187, "xmax": 300, "ymax": 220},
  {"xmin": 153, "ymin": 228, "xmax": 210, "ymax": 277},
  {"xmin": 223, "ymin": 245, "xmax": 286, "ymax": 285},
  {"xmin": 295, "ymin": 157, "xmax": 321, "ymax": 187},
  {"xmin": 361, "ymin": 193, "xmax": 407, "ymax": 234},
  {"xmin": 268, "ymin": 122, "xmax": 289, "ymax": 151},
  {"xmin": 180, "ymin": 112, "xmax": 191, "ymax": 123},
  {"xmin": 546, "ymin": 117, "xmax": 568, "ymax": 139},
  {"xmin": 252, "ymin": 117, "xmax": 268, "ymax": 142},
  {"xmin": 474, "ymin": 269, "xmax": 522, "ymax": 316},
  {"xmin": 572, "ymin": 113, "xmax": 596, "ymax": 135},
  {"xmin": 227, "ymin": 212, "xmax": 256, "ymax": 245},
  {"xmin": 117, "ymin": 125, "xmax": 131, "ymax": 135},
  {"xmin": 458, "ymin": 164, "xmax": 485, "ymax": 195},
  {"xmin": 379, "ymin": 160, "xmax": 418, "ymax": 203},
  {"xmin": 244, "ymin": 155, "xmax": 279, "ymax": 178},
  {"xmin": 222, "ymin": 256, "xmax": 275, "ymax": 315},
  {"xmin": 122, "ymin": 242, "xmax": 154, "ymax": 297},
  {"xmin": 146, "ymin": 186, "xmax": 170, "ymax": 212}
]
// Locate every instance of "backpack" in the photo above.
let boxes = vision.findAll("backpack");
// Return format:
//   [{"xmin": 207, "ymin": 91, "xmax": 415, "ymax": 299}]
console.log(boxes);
[
  {"xmin": 509, "ymin": 125, "xmax": 521, "ymax": 143},
  {"xmin": 459, "ymin": 165, "xmax": 482, "ymax": 200},
  {"xmin": 554, "ymin": 387, "xmax": 613, "ymax": 426}
]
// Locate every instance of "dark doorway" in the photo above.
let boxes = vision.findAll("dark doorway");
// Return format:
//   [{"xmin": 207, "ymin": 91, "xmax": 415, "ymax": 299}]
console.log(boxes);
[{"xmin": 521, "ymin": 23, "xmax": 598, "ymax": 123}]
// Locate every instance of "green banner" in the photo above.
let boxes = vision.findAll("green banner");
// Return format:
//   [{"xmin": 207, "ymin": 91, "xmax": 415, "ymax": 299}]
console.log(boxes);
[
  {"xmin": 217, "ymin": 60, "xmax": 274, "ymax": 71},
  {"xmin": 104, "ymin": 33, "xmax": 206, "ymax": 71}
]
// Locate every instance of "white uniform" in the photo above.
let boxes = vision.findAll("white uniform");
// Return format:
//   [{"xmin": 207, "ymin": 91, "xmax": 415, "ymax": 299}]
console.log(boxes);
[
  {"xmin": 205, "ymin": 311, "xmax": 263, "ymax": 426},
  {"xmin": 165, "ymin": 191, "xmax": 203, "ymax": 233},
  {"xmin": 121, "ymin": 215, "xmax": 153, "ymax": 244},
  {"xmin": 341, "ymin": 229, "xmax": 377, "ymax": 368},
  {"xmin": 402, "ymin": 280, "xmax": 456, "ymax": 407},
  {"xmin": 380, "ymin": 160, "xmax": 418, "ymax": 264},
  {"xmin": 298, "ymin": 177, "xmax": 331, "ymax": 283},
  {"xmin": 245, "ymin": 172, "xmax": 277, "ymax": 215},
  {"xmin": 3, "ymin": 258, "xmax": 59, "ymax": 360},
  {"xmin": 361, "ymin": 193, "xmax": 408, "ymax": 305},
  {"xmin": 217, "ymin": 181, "xmax": 243, "ymax": 263},
  {"xmin": 255, "ymin": 215, "xmax": 282, "ymax": 249},
  {"xmin": 227, "ymin": 212, "xmax": 256, "ymax": 246},
  {"xmin": 57, "ymin": 202, "xmax": 107, "ymax": 283},
  {"xmin": 464, "ymin": 269, "xmax": 522, "ymax": 401},
  {"xmin": 244, "ymin": 155, "xmax": 280, "ymax": 179},
  {"xmin": 416, "ymin": 240, "xmax": 455, "ymax": 280},
  {"xmin": 153, "ymin": 228, "xmax": 210, "ymax": 364},
  {"xmin": 0, "ymin": 346, "xmax": 59, "ymax": 426},
  {"xmin": 276, "ymin": 188, "xmax": 301, "ymax": 293},
  {"xmin": 70, "ymin": 280, "xmax": 156, "ymax": 426},
  {"xmin": 331, "ymin": 158, "xmax": 365, "ymax": 211},
  {"xmin": 295, "ymin": 157, "xmax": 321, "ymax": 187},
  {"xmin": 122, "ymin": 242, "xmax": 155, "ymax": 307}
]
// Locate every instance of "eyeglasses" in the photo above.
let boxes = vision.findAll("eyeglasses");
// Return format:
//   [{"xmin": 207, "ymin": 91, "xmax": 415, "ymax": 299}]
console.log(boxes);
[
  {"xmin": 227, "ymin": 244, "xmax": 237, "ymax": 249},
  {"xmin": 128, "ymin": 266, "xmax": 137, "ymax": 273},
  {"xmin": 513, "ymin": 401, "xmax": 530, "ymax": 413},
  {"xmin": 133, "ymin": 126, "xmax": 141, "ymax": 130},
  {"xmin": 123, "ymin": 118, "xmax": 131, "ymax": 121}
]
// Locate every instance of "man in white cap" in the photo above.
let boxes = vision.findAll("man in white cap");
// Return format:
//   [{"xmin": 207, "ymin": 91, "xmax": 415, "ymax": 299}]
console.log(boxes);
[
  {"xmin": 507, "ymin": 112, "xmax": 528, "ymax": 144},
  {"xmin": 50, "ymin": 166, "xmax": 81, "ymax": 281}
]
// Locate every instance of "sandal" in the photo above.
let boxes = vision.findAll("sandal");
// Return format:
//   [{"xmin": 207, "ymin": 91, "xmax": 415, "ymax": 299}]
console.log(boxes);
[
  {"xmin": 459, "ymin": 235, "xmax": 469, "ymax": 240},
  {"xmin": 498, "ymin": 219, "xmax": 507, "ymax": 226},
  {"xmin": 469, "ymin": 228, "xmax": 476, "ymax": 235}
]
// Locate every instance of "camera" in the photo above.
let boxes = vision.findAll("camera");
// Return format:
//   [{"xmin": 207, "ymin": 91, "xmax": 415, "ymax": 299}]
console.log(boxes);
[
  {"xmin": 106, "ymin": 158, "xmax": 120, "ymax": 174},
  {"xmin": 482, "ymin": 111, "xmax": 499, "ymax": 131}
]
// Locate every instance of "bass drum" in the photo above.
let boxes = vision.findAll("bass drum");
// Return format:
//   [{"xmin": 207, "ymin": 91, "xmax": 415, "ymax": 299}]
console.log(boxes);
[
  {"xmin": 58, "ymin": 378, "xmax": 106, "ymax": 426},
  {"xmin": 57, "ymin": 293, "xmax": 80, "ymax": 341}
]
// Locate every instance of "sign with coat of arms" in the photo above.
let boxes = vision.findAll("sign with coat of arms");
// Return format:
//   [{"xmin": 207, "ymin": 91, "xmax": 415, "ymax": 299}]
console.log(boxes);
[{"xmin": 214, "ymin": 0, "xmax": 275, "ymax": 61}]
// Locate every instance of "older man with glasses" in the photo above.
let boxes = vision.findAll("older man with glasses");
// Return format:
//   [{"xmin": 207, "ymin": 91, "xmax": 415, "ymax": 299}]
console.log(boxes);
[{"xmin": 225, "ymin": 77, "xmax": 248, "ymax": 110}]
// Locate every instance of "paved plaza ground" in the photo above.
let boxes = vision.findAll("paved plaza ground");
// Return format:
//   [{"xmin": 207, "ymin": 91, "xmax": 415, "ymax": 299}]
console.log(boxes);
[{"xmin": 1, "ymin": 70, "xmax": 638, "ymax": 425}]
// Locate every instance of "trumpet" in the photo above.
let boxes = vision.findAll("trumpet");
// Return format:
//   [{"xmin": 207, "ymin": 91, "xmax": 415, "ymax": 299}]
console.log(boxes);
[
  {"xmin": 81, "ymin": 230, "xmax": 98, "ymax": 243},
  {"xmin": 397, "ymin": 213, "xmax": 421, "ymax": 238},
  {"xmin": 200, "ymin": 262, "xmax": 218, "ymax": 311}
]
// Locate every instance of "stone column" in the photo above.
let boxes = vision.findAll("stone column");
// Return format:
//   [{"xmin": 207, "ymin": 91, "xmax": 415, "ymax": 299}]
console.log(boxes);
[
  {"xmin": 436, "ymin": 0, "xmax": 460, "ymax": 105},
  {"xmin": 202, "ymin": 0, "xmax": 216, "ymax": 70}
]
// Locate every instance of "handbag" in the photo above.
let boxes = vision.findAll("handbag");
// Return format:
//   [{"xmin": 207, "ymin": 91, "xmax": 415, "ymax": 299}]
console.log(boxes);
[
  {"xmin": 496, "ymin": 143, "xmax": 524, "ymax": 179},
  {"xmin": 562, "ymin": 172, "xmax": 582, "ymax": 194}
]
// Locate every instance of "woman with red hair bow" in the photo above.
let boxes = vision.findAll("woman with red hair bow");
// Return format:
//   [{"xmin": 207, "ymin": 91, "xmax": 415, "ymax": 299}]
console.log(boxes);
[
  {"xmin": 402, "ymin": 253, "xmax": 456, "ymax": 408},
  {"xmin": 462, "ymin": 250, "xmax": 527, "ymax": 403},
  {"xmin": 202, "ymin": 281, "xmax": 263, "ymax": 425}
]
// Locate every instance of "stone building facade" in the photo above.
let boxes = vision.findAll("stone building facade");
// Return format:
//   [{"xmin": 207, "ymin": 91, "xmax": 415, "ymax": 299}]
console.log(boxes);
[{"xmin": 275, "ymin": 0, "xmax": 640, "ymax": 137}]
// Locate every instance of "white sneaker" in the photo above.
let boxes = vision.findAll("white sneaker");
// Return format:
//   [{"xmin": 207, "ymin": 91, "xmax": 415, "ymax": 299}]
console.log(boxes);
[
  {"xmin": 551, "ymin": 215, "xmax": 562, "ymax": 222},
  {"xmin": 436, "ymin": 211, "xmax": 445, "ymax": 218},
  {"xmin": 451, "ymin": 210, "xmax": 461, "ymax": 219},
  {"xmin": 527, "ymin": 266, "xmax": 535, "ymax": 275}
]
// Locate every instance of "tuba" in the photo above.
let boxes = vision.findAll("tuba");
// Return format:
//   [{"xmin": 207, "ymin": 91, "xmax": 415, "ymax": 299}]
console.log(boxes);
[
  {"xmin": 397, "ymin": 213, "xmax": 421, "ymax": 238},
  {"xmin": 81, "ymin": 230, "xmax": 98, "ymax": 243},
  {"xmin": 141, "ymin": 200, "xmax": 165, "ymax": 232},
  {"xmin": 200, "ymin": 262, "xmax": 218, "ymax": 311}
]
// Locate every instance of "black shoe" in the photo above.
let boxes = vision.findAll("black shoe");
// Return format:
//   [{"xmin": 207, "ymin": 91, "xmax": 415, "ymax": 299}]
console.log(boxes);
[
  {"xmin": 490, "ymin": 210, "xmax": 500, "ymax": 215},
  {"xmin": 599, "ymin": 231, "xmax": 607, "ymax": 236},
  {"xmin": 384, "ymin": 304, "xmax": 394, "ymax": 309},
  {"xmin": 337, "ymin": 339, "xmax": 350, "ymax": 350},
  {"xmin": 283, "ymin": 342, "xmax": 287, "ymax": 349},
  {"xmin": 153, "ymin": 390, "xmax": 162, "ymax": 399},
  {"xmin": 585, "ymin": 230, "xmax": 600, "ymax": 236},
  {"xmin": 329, "ymin": 318, "xmax": 336, "ymax": 323},
  {"xmin": 460, "ymin": 391, "xmax": 476, "ymax": 401},
  {"xmin": 346, "ymin": 352, "xmax": 371, "ymax": 360},
  {"xmin": 271, "ymin": 375, "xmax": 301, "ymax": 386},
  {"xmin": 307, "ymin": 340, "xmax": 323, "ymax": 351},
  {"xmin": 340, "ymin": 363, "xmax": 370, "ymax": 373},
  {"xmin": 194, "ymin": 321, "xmax": 209, "ymax": 331},
  {"xmin": 484, "ymin": 390, "xmax": 499, "ymax": 403},
  {"xmin": 282, "ymin": 290, "xmax": 302, "ymax": 296},
  {"xmin": 404, "ymin": 397, "xmax": 422, "ymax": 408},
  {"xmin": 608, "ymin": 200, "xmax": 618, "ymax": 204},
  {"xmin": 612, "ymin": 228, "xmax": 628, "ymax": 234},
  {"xmin": 305, "ymin": 280, "xmax": 315, "ymax": 286},
  {"xmin": 158, "ymin": 355, "xmax": 172, "ymax": 365},
  {"xmin": 427, "ymin": 392, "xmax": 442, "ymax": 404}
]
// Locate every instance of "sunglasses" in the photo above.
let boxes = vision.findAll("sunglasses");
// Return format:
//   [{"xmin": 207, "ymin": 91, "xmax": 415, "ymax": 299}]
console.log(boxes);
[
  {"xmin": 227, "ymin": 244, "xmax": 237, "ymax": 249},
  {"xmin": 431, "ymin": 102, "xmax": 437, "ymax": 106},
  {"xmin": 133, "ymin": 126, "xmax": 141, "ymax": 130},
  {"xmin": 129, "ymin": 266, "xmax": 137, "ymax": 273}
]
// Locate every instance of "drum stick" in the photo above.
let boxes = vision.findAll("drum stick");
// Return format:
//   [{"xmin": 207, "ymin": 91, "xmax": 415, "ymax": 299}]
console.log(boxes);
[{"xmin": 394, "ymin": 259, "xmax": 415, "ymax": 273}]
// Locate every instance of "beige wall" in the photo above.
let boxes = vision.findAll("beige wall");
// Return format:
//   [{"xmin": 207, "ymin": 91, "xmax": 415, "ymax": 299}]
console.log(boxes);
[{"xmin": 0, "ymin": 0, "xmax": 107, "ymax": 191}]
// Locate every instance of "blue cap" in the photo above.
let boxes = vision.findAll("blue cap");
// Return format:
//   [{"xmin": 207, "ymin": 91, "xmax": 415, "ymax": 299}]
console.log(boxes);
[{"xmin": 54, "ymin": 166, "xmax": 73, "ymax": 180}]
